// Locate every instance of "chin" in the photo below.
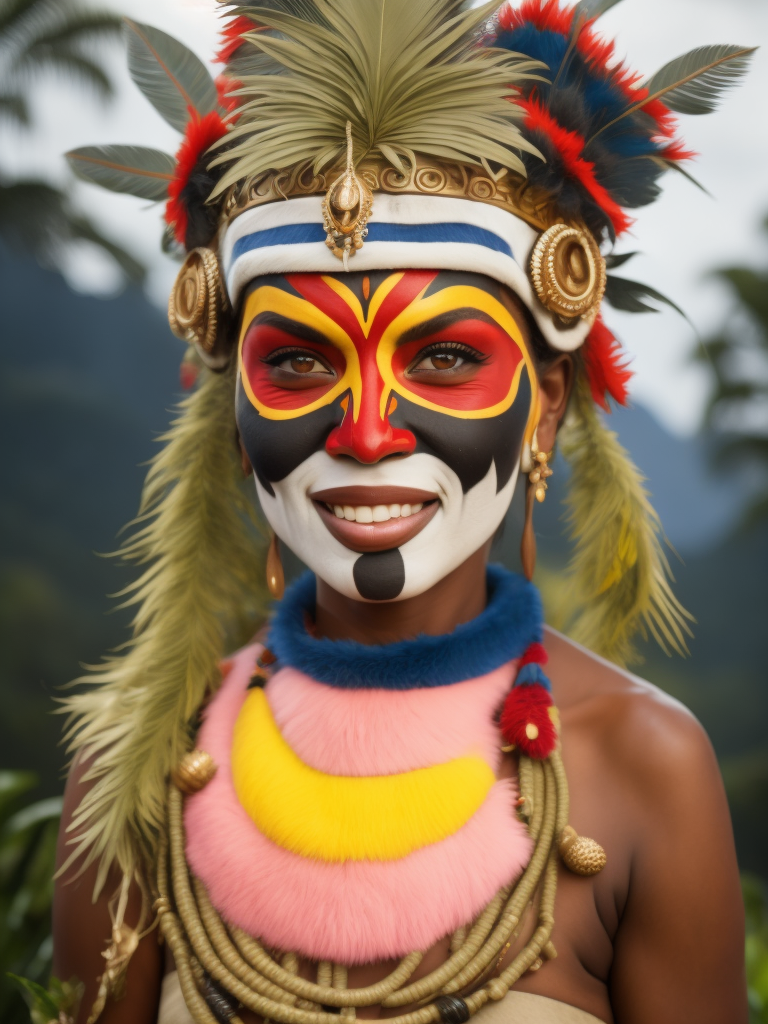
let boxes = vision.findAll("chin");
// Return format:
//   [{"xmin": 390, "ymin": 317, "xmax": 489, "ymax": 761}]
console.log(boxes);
[{"xmin": 254, "ymin": 451, "xmax": 519, "ymax": 602}]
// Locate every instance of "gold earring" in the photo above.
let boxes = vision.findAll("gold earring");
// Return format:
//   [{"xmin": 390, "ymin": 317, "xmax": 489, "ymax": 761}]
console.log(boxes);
[
  {"xmin": 520, "ymin": 435, "xmax": 553, "ymax": 581},
  {"xmin": 266, "ymin": 532, "xmax": 285, "ymax": 600}
]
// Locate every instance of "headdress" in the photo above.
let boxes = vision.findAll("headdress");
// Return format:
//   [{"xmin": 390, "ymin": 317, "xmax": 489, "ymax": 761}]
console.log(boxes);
[{"xmin": 63, "ymin": 0, "xmax": 752, "ymax": 904}]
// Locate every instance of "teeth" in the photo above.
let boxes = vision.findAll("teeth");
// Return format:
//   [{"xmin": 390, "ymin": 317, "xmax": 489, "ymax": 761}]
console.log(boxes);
[{"xmin": 324, "ymin": 501, "xmax": 427, "ymax": 523}]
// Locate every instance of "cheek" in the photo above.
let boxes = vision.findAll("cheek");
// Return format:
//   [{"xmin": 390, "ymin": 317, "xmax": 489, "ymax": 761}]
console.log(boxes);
[
  {"xmin": 236, "ymin": 379, "xmax": 343, "ymax": 494},
  {"xmin": 390, "ymin": 368, "xmax": 532, "ymax": 493}
]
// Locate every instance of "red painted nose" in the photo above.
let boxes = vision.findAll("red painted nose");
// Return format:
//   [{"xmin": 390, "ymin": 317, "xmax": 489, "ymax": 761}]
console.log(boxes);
[{"xmin": 326, "ymin": 395, "xmax": 416, "ymax": 463}]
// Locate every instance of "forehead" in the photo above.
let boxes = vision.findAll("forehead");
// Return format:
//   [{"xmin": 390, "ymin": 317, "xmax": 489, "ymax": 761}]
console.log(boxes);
[{"xmin": 240, "ymin": 269, "xmax": 511, "ymax": 317}]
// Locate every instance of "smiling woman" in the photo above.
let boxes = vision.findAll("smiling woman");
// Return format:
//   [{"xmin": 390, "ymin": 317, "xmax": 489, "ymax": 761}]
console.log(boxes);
[{"xmin": 53, "ymin": 3, "xmax": 754, "ymax": 1024}]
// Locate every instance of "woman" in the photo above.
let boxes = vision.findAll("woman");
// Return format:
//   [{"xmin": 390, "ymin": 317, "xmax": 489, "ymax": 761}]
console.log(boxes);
[{"xmin": 54, "ymin": 2, "xmax": 753, "ymax": 1022}]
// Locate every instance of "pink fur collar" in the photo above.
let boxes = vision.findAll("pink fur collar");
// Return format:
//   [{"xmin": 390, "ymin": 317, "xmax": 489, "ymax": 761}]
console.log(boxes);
[{"xmin": 185, "ymin": 645, "xmax": 532, "ymax": 963}]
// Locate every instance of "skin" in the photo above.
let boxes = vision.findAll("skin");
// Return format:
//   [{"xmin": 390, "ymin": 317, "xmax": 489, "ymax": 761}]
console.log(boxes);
[{"xmin": 53, "ymin": 272, "xmax": 747, "ymax": 1024}]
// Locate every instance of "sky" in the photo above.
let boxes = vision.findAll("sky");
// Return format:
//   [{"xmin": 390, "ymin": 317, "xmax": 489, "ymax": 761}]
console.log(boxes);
[{"xmin": 2, "ymin": 0, "xmax": 767, "ymax": 435}]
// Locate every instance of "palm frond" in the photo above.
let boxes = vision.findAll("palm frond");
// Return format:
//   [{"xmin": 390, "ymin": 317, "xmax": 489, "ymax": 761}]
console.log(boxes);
[
  {"xmin": 67, "ymin": 214, "xmax": 146, "ymax": 283},
  {"xmin": 211, "ymin": 0, "xmax": 544, "ymax": 195},
  {"xmin": 20, "ymin": 10, "xmax": 121, "ymax": 48},
  {"xmin": 0, "ymin": 178, "xmax": 145, "ymax": 282},
  {"xmin": 18, "ymin": 43, "xmax": 113, "ymax": 97},
  {"xmin": 123, "ymin": 18, "xmax": 219, "ymax": 133},
  {"xmin": 66, "ymin": 145, "xmax": 175, "ymax": 201},
  {"xmin": 0, "ymin": 92, "xmax": 29, "ymax": 124},
  {"xmin": 59, "ymin": 366, "xmax": 268, "ymax": 896},
  {"xmin": 558, "ymin": 378, "xmax": 693, "ymax": 666}
]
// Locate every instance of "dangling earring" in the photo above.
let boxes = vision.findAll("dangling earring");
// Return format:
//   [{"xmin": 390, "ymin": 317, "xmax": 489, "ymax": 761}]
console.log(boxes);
[
  {"xmin": 266, "ymin": 531, "xmax": 285, "ymax": 600},
  {"xmin": 520, "ymin": 433, "xmax": 553, "ymax": 581}
]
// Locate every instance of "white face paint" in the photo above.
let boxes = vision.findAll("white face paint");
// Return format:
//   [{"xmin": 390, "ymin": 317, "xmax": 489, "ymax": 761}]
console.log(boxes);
[{"xmin": 254, "ymin": 450, "xmax": 519, "ymax": 602}]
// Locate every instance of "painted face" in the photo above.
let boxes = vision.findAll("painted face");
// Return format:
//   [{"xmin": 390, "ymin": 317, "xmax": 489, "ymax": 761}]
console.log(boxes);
[{"xmin": 236, "ymin": 270, "xmax": 538, "ymax": 602}]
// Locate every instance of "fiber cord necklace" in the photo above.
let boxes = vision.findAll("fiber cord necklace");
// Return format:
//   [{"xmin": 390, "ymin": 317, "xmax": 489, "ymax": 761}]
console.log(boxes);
[{"xmin": 153, "ymin": 750, "xmax": 571, "ymax": 1024}]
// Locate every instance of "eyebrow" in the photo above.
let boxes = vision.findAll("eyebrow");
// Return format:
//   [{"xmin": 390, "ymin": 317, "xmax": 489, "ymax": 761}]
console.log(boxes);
[
  {"xmin": 249, "ymin": 311, "xmax": 331, "ymax": 348},
  {"xmin": 397, "ymin": 308, "xmax": 498, "ymax": 346}
]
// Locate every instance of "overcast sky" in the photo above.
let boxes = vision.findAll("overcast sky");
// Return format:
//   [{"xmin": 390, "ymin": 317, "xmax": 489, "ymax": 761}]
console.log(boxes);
[{"xmin": 2, "ymin": 0, "xmax": 766, "ymax": 435}]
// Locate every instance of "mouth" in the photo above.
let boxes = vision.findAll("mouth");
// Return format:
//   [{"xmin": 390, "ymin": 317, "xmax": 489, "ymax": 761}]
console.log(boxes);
[{"xmin": 310, "ymin": 486, "xmax": 440, "ymax": 553}]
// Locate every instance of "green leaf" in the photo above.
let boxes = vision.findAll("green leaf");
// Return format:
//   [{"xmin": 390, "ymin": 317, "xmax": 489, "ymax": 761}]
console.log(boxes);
[
  {"xmin": 573, "ymin": 0, "xmax": 624, "ymax": 22},
  {"xmin": 123, "ymin": 18, "xmax": 218, "ymax": 132},
  {"xmin": 604, "ymin": 274, "xmax": 689, "ymax": 322},
  {"xmin": 6, "ymin": 973, "xmax": 59, "ymax": 1018},
  {"xmin": 604, "ymin": 251, "xmax": 637, "ymax": 270},
  {"xmin": 644, "ymin": 44, "xmax": 757, "ymax": 116},
  {"xmin": 5, "ymin": 796, "xmax": 63, "ymax": 835},
  {"xmin": 66, "ymin": 145, "xmax": 175, "ymax": 200}
]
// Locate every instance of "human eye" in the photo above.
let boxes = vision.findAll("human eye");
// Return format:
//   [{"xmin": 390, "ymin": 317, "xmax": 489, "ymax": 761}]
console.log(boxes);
[
  {"xmin": 406, "ymin": 342, "xmax": 488, "ymax": 378},
  {"xmin": 264, "ymin": 347, "xmax": 337, "ymax": 385}
]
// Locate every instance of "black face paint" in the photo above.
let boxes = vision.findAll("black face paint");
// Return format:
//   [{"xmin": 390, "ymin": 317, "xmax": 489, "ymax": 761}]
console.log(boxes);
[{"xmin": 353, "ymin": 549, "xmax": 406, "ymax": 600}]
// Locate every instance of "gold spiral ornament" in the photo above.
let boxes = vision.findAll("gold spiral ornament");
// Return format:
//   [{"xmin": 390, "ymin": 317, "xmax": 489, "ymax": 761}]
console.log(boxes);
[
  {"xmin": 168, "ymin": 247, "xmax": 223, "ymax": 353},
  {"xmin": 467, "ymin": 177, "xmax": 496, "ymax": 201},
  {"xmin": 414, "ymin": 166, "xmax": 448, "ymax": 193},
  {"xmin": 530, "ymin": 223, "xmax": 606, "ymax": 325}
]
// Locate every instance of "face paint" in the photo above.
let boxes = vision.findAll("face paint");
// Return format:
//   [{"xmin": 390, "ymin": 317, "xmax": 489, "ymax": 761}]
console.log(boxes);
[{"xmin": 236, "ymin": 270, "xmax": 538, "ymax": 602}]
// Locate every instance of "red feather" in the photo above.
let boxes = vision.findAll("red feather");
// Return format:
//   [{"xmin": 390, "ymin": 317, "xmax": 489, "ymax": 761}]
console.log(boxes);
[
  {"xmin": 500, "ymin": 685, "xmax": 558, "ymax": 760},
  {"xmin": 499, "ymin": 0, "xmax": 676, "ymax": 138},
  {"xmin": 165, "ymin": 109, "xmax": 228, "ymax": 247},
  {"xmin": 216, "ymin": 74, "xmax": 241, "ymax": 116},
  {"xmin": 215, "ymin": 15, "xmax": 258, "ymax": 64},
  {"xmin": 521, "ymin": 97, "xmax": 633, "ymax": 235},
  {"xmin": 583, "ymin": 316, "xmax": 632, "ymax": 410}
]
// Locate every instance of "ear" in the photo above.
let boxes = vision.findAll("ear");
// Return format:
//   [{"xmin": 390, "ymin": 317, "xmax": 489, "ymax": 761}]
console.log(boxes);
[{"xmin": 536, "ymin": 354, "xmax": 574, "ymax": 454}]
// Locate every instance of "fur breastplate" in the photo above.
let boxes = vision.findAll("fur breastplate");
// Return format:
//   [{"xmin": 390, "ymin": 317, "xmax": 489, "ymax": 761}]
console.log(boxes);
[{"xmin": 185, "ymin": 567, "xmax": 541, "ymax": 964}]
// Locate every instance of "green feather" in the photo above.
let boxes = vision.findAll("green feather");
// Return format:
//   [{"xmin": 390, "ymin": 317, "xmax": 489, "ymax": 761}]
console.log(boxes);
[
  {"xmin": 59, "ymin": 365, "xmax": 267, "ymax": 896},
  {"xmin": 557, "ymin": 377, "xmax": 693, "ymax": 667},
  {"xmin": 210, "ymin": 0, "xmax": 545, "ymax": 195}
]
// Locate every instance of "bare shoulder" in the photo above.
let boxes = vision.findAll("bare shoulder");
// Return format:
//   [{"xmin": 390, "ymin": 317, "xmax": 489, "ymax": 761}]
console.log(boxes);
[{"xmin": 544, "ymin": 625, "xmax": 716, "ymax": 767}]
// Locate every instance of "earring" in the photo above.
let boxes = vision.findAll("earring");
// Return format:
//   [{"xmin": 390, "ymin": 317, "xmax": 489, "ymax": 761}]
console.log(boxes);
[
  {"xmin": 266, "ymin": 531, "xmax": 285, "ymax": 600},
  {"xmin": 520, "ymin": 434, "xmax": 553, "ymax": 582}
]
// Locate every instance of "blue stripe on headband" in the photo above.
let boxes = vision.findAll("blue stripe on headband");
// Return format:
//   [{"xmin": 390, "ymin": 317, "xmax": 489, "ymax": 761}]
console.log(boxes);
[{"xmin": 230, "ymin": 221, "xmax": 513, "ymax": 264}]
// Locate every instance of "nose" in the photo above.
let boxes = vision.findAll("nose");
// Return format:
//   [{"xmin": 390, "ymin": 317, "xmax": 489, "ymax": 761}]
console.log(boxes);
[{"xmin": 326, "ymin": 393, "xmax": 416, "ymax": 463}]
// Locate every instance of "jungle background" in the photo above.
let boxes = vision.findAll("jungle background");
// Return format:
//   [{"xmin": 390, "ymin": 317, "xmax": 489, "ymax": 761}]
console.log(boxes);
[{"xmin": 1, "ymin": 0, "xmax": 767, "ymax": 1021}]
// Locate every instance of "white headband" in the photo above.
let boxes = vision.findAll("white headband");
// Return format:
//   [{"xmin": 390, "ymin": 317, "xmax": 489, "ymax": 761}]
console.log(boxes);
[{"xmin": 220, "ymin": 193, "xmax": 592, "ymax": 353}]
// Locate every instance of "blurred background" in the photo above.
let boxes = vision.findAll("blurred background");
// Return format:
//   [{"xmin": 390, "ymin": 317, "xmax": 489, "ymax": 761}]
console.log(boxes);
[{"xmin": 0, "ymin": 0, "xmax": 766, "ymax": 1020}]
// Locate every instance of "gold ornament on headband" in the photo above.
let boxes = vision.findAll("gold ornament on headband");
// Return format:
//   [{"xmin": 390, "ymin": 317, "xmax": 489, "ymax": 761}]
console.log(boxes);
[
  {"xmin": 322, "ymin": 122, "xmax": 373, "ymax": 270},
  {"xmin": 530, "ymin": 223, "xmax": 606, "ymax": 326},
  {"xmin": 168, "ymin": 247, "xmax": 226, "ymax": 358}
]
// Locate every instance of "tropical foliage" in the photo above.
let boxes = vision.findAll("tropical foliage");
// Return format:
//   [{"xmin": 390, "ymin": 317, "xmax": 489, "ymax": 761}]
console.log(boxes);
[
  {"xmin": 695, "ymin": 214, "xmax": 768, "ymax": 527},
  {"xmin": 0, "ymin": 0, "xmax": 143, "ymax": 280},
  {"xmin": 0, "ymin": 772, "xmax": 62, "ymax": 1024}
]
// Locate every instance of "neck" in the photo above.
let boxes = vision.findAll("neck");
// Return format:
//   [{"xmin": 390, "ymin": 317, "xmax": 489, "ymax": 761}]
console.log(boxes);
[{"xmin": 314, "ymin": 543, "xmax": 491, "ymax": 645}]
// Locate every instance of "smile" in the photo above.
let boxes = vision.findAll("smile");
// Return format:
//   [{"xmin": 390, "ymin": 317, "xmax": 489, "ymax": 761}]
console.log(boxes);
[{"xmin": 311, "ymin": 487, "xmax": 440, "ymax": 553}]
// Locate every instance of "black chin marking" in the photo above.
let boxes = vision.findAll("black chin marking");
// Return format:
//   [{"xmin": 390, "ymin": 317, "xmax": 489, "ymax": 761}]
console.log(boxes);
[{"xmin": 353, "ymin": 549, "xmax": 405, "ymax": 600}]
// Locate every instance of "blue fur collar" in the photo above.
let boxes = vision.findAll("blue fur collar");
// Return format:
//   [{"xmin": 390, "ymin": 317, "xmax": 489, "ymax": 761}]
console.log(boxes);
[{"xmin": 267, "ymin": 565, "xmax": 542, "ymax": 690}]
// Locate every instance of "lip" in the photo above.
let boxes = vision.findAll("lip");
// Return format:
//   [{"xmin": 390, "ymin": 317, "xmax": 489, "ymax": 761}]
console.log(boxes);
[{"xmin": 310, "ymin": 486, "xmax": 440, "ymax": 553}]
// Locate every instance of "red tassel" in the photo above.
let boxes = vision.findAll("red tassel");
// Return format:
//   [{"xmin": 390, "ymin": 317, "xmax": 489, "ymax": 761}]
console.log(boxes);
[
  {"xmin": 500, "ymin": 685, "xmax": 558, "ymax": 759},
  {"xmin": 583, "ymin": 316, "xmax": 632, "ymax": 410},
  {"xmin": 518, "ymin": 642, "xmax": 548, "ymax": 668}
]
